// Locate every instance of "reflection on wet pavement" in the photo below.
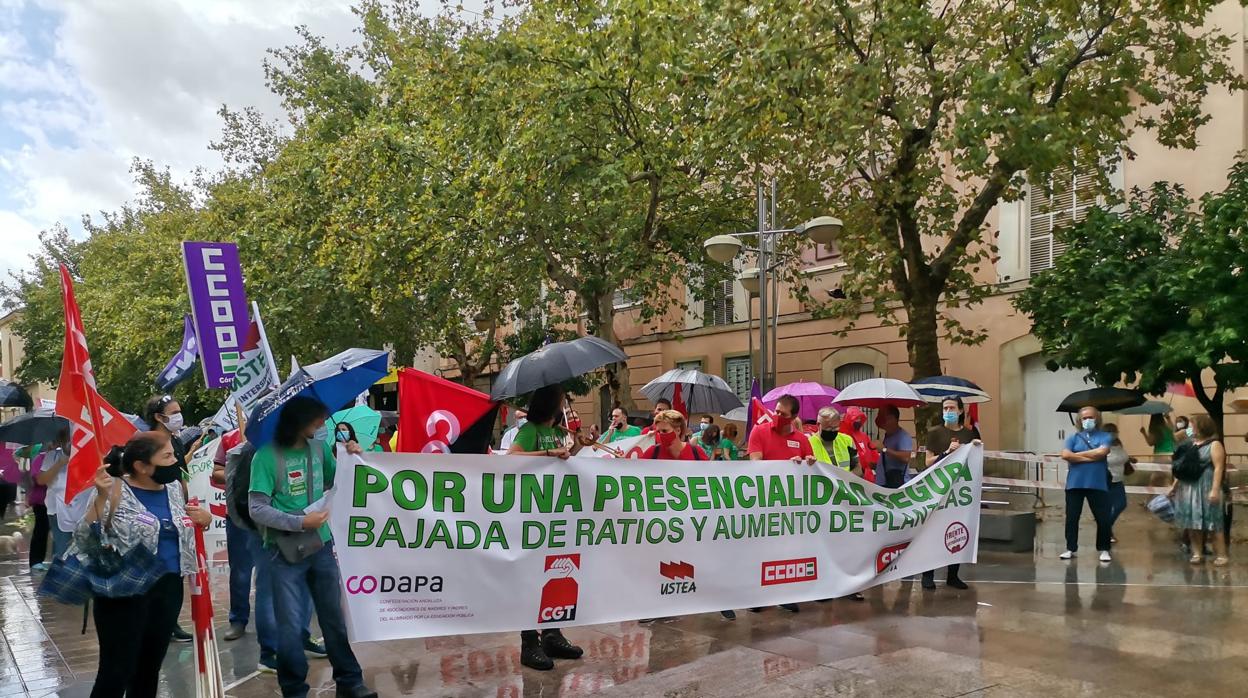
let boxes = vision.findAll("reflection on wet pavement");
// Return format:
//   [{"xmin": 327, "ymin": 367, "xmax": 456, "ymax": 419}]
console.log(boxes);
[{"xmin": 1, "ymin": 505, "xmax": 1246, "ymax": 697}]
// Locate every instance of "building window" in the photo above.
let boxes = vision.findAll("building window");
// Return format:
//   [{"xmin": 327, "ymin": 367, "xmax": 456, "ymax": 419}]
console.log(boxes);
[
  {"xmin": 613, "ymin": 286, "xmax": 640, "ymax": 309},
  {"xmin": 833, "ymin": 362, "xmax": 880, "ymax": 440},
  {"xmin": 814, "ymin": 238, "xmax": 840, "ymax": 262},
  {"xmin": 1027, "ymin": 163, "xmax": 1098, "ymax": 276},
  {"xmin": 701, "ymin": 269, "xmax": 735, "ymax": 327},
  {"xmin": 675, "ymin": 359, "xmax": 703, "ymax": 372},
  {"xmin": 724, "ymin": 356, "xmax": 752, "ymax": 404}
]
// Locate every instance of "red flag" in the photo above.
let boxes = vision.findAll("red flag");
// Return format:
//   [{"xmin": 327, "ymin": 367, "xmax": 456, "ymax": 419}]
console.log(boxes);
[
  {"xmin": 56, "ymin": 265, "xmax": 136, "ymax": 503},
  {"xmin": 967, "ymin": 403, "xmax": 980, "ymax": 432},
  {"xmin": 397, "ymin": 368, "xmax": 497, "ymax": 453},
  {"xmin": 190, "ymin": 520, "xmax": 224, "ymax": 694},
  {"xmin": 751, "ymin": 396, "xmax": 776, "ymax": 426},
  {"xmin": 672, "ymin": 384, "xmax": 687, "ymax": 418},
  {"xmin": 1167, "ymin": 381, "xmax": 1196, "ymax": 398}
]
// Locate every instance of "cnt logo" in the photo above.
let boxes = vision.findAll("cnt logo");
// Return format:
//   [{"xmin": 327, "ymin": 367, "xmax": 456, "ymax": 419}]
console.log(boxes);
[
  {"xmin": 876, "ymin": 542, "xmax": 911, "ymax": 574},
  {"xmin": 538, "ymin": 554, "xmax": 581, "ymax": 623},
  {"xmin": 761, "ymin": 557, "xmax": 818, "ymax": 586},
  {"xmin": 659, "ymin": 561, "xmax": 696, "ymax": 595}
]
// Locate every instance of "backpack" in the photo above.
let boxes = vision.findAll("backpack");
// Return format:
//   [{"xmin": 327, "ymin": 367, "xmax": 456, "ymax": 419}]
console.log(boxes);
[
  {"xmin": 1170, "ymin": 441, "xmax": 1206, "ymax": 483},
  {"xmin": 225, "ymin": 442, "xmax": 258, "ymax": 530}
]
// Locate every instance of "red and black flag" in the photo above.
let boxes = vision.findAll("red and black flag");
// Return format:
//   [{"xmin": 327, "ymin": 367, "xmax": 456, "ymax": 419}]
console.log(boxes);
[{"xmin": 396, "ymin": 368, "xmax": 499, "ymax": 454}]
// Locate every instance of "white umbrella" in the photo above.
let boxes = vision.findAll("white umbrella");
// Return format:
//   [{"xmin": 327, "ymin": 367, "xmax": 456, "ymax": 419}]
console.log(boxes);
[
  {"xmin": 832, "ymin": 378, "xmax": 925, "ymax": 409},
  {"xmin": 640, "ymin": 369, "xmax": 744, "ymax": 414}
]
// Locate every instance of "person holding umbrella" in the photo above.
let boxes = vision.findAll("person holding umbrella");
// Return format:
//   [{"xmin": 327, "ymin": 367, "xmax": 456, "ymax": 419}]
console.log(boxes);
[
  {"xmin": 505, "ymin": 385, "xmax": 586, "ymax": 671},
  {"xmin": 921, "ymin": 397, "xmax": 980, "ymax": 590}
]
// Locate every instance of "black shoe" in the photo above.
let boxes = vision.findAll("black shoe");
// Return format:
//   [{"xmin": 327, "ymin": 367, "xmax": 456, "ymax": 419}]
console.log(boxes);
[
  {"xmin": 223, "ymin": 623, "xmax": 246, "ymax": 641},
  {"xmin": 520, "ymin": 635, "xmax": 554, "ymax": 671},
  {"xmin": 748, "ymin": 607, "xmax": 764, "ymax": 613},
  {"xmin": 779, "ymin": 603, "xmax": 799, "ymax": 613},
  {"xmin": 335, "ymin": 684, "xmax": 378, "ymax": 698},
  {"xmin": 947, "ymin": 577, "xmax": 969, "ymax": 590},
  {"xmin": 304, "ymin": 637, "xmax": 328, "ymax": 658},
  {"xmin": 172, "ymin": 625, "xmax": 193, "ymax": 643},
  {"xmin": 921, "ymin": 575, "xmax": 937, "ymax": 590},
  {"xmin": 817, "ymin": 598, "xmax": 834, "ymax": 603},
  {"xmin": 848, "ymin": 593, "xmax": 865, "ymax": 601},
  {"xmin": 720, "ymin": 610, "xmax": 736, "ymax": 620},
  {"xmin": 541, "ymin": 630, "xmax": 584, "ymax": 660}
]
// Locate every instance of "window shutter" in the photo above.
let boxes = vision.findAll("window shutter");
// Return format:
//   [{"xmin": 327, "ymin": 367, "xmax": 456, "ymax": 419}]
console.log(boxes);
[{"xmin": 724, "ymin": 356, "xmax": 752, "ymax": 403}]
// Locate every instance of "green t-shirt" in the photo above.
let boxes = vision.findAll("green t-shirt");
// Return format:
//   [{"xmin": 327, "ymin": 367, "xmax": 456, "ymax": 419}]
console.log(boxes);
[
  {"xmin": 514, "ymin": 422, "xmax": 565, "ymax": 452},
  {"xmin": 719, "ymin": 438, "xmax": 740, "ymax": 460},
  {"xmin": 250, "ymin": 440, "xmax": 337, "ymax": 543},
  {"xmin": 607, "ymin": 425, "xmax": 642, "ymax": 443}
]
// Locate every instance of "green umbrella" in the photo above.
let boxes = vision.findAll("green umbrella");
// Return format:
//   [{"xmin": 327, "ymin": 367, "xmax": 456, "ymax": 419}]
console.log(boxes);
[{"xmin": 330, "ymin": 404, "xmax": 382, "ymax": 448}]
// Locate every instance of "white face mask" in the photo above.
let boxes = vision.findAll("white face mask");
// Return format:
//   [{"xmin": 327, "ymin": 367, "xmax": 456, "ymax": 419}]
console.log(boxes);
[{"xmin": 163, "ymin": 413, "xmax": 184, "ymax": 433}]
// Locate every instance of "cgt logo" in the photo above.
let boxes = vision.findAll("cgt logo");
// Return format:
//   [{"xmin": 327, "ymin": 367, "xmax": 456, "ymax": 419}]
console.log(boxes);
[
  {"xmin": 538, "ymin": 554, "xmax": 580, "ymax": 623},
  {"xmin": 659, "ymin": 561, "xmax": 696, "ymax": 595},
  {"xmin": 345, "ymin": 575, "xmax": 444, "ymax": 595},
  {"xmin": 761, "ymin": 557, "xmax": 818, "ymax": 586},
  {"xmin": 876, "ymin": 542, "xmax": 911, "ymax": 574}
]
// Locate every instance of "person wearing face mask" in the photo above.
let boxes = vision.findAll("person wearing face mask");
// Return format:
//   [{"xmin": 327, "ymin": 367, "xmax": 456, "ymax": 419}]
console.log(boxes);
[
  {"xmin": 604, "ymin": 407, "xmax": 641, "ymax": 443},
  {"xmin": 249, "ymin": 397, "xmax": 377, "ymax": 698},
  {"xmin": 1059, "ymin": 406, "xmax": 1115, "ymax": 562},
  {"xmin": 644, "ymin": 410, "xmax": 707, "ymax": 460},
  {"xmin": 874, "ymin": 406, "xmax": 915, "ymax": 488},
  {"xmin": 1173, "ymin": 416, "xmax": 1191, "ymax": 445},
  {"xmin": 809, "ymin": 407, "xmax": 859, "ymax": 474},
  {"xmin": 1167, "ymin": 415, "xmax": 1229, "ymax": 566},
  {"xmin": 921, "ymin": 397, "xmax": 981, "ymax": 590},
  {"xmin": 142, "ymin": 394, "xmax": 199, "ymax": 642},
  {"xmin": 333, "ymin": 422, "xmax": 360, "ymax": 447}
]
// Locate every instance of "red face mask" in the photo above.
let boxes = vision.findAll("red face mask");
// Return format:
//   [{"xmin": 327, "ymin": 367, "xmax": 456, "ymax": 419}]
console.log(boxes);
[
  {"xmin": 567, "ymin": 419, "xmax": 582, "ymax": 433},
  {"xmin": 656, "ymin": 430, "xmax": 678, "ymax": 448},
  {"xmin": 772, "ymin": 415, "xmax": 790, "ymax": 433}
]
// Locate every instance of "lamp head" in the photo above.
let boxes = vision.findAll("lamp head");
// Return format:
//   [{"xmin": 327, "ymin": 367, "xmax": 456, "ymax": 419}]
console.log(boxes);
[
  {"xmin": 797, "ymin": 216, "xmax": 842, "ymax": 246},
  {"xmin": 703, "ymin": 235, "xmax": 743, "ymax": 264},
  {"xmin": 737, "ymin": 268, "xmax": 761, "ymax": 296}
]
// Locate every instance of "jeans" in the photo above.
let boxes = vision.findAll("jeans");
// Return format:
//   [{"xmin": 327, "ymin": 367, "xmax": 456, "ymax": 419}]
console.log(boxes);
[
  {"xmin": 883, "ymin": 470, "xmax": 905, "ymax": 489},
  {"xmin": 1065, "ymin": 488, "xmax": 1112, "ymax": 552},
  {"xmin": 49, "ymin": 514, "xmax": 72, "ymax": 561},
  {"xmin": 226, "ymin": 518, "xmax": 255, "ymax": 626},
  {"xmin": 29, "ymin": 504, "xmax": 49, "ymax": 566},
  {"xmin": 245, "ymin": 527, "xmax": 313, "ymax": 658},
  {"xmin": 90, "ymin": 573, "xmax": 184, "ymax": 698},
  {"xmin": 1107, "ymin": 481, "xmax": 1127, "ymax": 529},
  {"xmin": 267, "ymin": 540, "xmax": 362, "ymax": 697}
]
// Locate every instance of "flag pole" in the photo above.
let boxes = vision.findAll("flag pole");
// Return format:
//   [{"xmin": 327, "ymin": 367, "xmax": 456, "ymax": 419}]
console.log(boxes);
[{"xmin": 252, "ymin": 301, "xmax": 281, "ymax": 386}]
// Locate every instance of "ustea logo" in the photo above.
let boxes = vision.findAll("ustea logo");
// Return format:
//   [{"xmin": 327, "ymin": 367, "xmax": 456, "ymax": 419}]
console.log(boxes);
[
  {"xmin": 876, "ymin": 542, "xmax": 911, "ymax": 574},
  {"xmin": 761, "ymin": 557, "xmax": 818, "ymax": 586},
  {"xmin": 538, "ymin": 554, "xmax": 581, "ymax": 623},
  {"xmin": 945, "ymin": 522, "xmax": 970, "ymax": 553},
  {"xmin": 345, "ymin": 574, "xmax": 443, "ymax": 595},
  {"xmin": 659, "ymin": 561, "xmax": 696, "ymax": 595}
]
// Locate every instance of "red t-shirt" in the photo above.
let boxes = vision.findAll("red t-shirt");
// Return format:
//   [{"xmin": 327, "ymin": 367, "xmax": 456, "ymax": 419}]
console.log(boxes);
[
  {"xmin": 213, "ymin": 429, "xmax": 244, "ymax": 467},
  {"xmin": 644, "ymin": 443, "xmax": 706, "ymax": 461},
  {"xmin": 747, "ymin": 426, "xmax": 814, "ymax": 460}
]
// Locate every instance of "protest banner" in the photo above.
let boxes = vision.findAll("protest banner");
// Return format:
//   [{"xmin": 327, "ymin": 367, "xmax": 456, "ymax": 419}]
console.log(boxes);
[
  {"xmin": 183, "ymin": 242, "xmax": 249, "ymax": 389},
  {"xmin": 581, "ymin": 432, "xmax": 653, "ymax": 458},
  {"xmin": 329, "ymin": 443, "xmax": 983, "ymax": 641},
  {"xmin": 209, "ymin": 302, "xmax": 280, "ymax": 432},
  {"xmin": 185, "ymin": 437, "xmax": 228, "ymax": 563},
  {"xmin": 155, "ymin": 314, "xmax": 198, "ymax": 391}
]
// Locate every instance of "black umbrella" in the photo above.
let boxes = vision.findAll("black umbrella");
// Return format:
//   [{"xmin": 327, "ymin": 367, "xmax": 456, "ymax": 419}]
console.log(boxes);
[
  {"xmin": 1057, "ymin": 387, "xmax": 1145, "ymax": 413},
  {"xmin": 490, "ymin": 336, "xmax": 627, "ymax": 400},
  {"xmin": 0, "ymin": 379, "xmax": 33, "ymax": 410},
  {"xmin": 0, "ymin": 409, "xmax": 70, "ymax": 445}
]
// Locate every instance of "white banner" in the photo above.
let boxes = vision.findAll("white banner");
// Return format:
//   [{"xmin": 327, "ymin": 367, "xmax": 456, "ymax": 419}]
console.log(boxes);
[
  {"xmin": 186, "ymin": 437, "xmax": 228, "ymax": 563},
  {"xmin": 581, "ymin": 433, "xmax": 654, "ymax": 458},
  {"xmin": 330, "ymin": 444, "xmax": 983, "ymax": 641}
]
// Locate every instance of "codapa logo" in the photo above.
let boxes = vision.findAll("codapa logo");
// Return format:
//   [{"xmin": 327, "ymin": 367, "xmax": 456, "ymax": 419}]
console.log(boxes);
[
  {"xmin": 538, "ymin": 554, "xmax": 581, "ymax": 623},
  {"xmin": 760, "ymin": 557, "xmax": 818, "ymax": 586},
  {"xmin": 345, "ymin": 574, "xmax": 444, "ymax": 595},
  {"xmin": 659, "ymin": 561, "xmax": 696, "ymax": 595},
  {"xmin": 876, "ymin": 542, "xmax": 911, "ymax": 574}
]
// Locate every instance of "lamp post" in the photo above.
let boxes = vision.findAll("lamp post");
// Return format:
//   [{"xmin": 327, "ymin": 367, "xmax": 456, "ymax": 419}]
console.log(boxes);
[{"xmin": 703, "ymin": 179, "xmax": 841, "ymax": 391}]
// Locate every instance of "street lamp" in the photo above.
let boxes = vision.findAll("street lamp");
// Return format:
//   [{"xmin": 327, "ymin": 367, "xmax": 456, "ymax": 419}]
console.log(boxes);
[{"xmin": 701, "ymin": 179, "xmax": 840, "ymax": 391}]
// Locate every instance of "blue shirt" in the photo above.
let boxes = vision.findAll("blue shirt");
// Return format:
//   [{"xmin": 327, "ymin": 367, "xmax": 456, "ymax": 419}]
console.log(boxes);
[
  {"xmin": 128, "ymin": 484, "xmax": 182, "ymax": 574},
  {"xmin": 877, "ymin": 428, "xmax": 915, "ymax": 482},
  {"xmin": 1063, "ymin": 430, "xmax": 1113, "ymax": 491}
]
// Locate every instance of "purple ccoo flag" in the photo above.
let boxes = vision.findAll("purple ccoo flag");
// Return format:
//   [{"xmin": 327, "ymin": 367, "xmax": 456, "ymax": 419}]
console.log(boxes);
[{"xmin": 156, "ymin": 314, "xmax": 199, "ymax": 391}]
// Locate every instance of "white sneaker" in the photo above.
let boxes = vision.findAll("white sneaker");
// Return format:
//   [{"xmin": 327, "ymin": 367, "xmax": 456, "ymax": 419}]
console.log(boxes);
[
  {"xmin": 1099, "ymin": 551, "xmax": 1112, "ymax": 562},
  {"xmin": 1059, "ymin": 550, "xmax": 1074, "ymax": 560}
]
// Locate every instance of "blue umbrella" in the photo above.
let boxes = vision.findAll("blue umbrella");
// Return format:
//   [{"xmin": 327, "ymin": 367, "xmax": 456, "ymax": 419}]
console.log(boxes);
[
  {"xmin": 245, "ymin": 348, "xmax": 389, "ymax": 446},
  {"xmin": 911, "ymin": 376, "xmax": 991, "ymax": 404}
]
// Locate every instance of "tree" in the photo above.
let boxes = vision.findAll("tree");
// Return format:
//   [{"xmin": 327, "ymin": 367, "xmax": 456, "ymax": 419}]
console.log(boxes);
[
  {"xmin": 702, "ymin": 0, "xmax": 1243, "ymax": 384},
  {"xmin": 1015, "ymin": 160, "xmax": 1248, "ymax": 432}
]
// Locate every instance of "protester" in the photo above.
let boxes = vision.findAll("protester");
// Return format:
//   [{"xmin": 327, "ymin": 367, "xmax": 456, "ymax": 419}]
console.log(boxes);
[
  {"xmin": 642, "ymin": 399, "xmax": 673, "ymax": 434},
  {"xmin": 334, "ymin": 422, "xmax": 359, "ymax": 446},
  {"xmin": 1173, "ymin": 415, "xmax": 1191, "ymax": 446},
  {"xmin": 842, "ymin": 407, "xmax": 878, "ymax": 483},
  {"xmin": 506, "ymin": 385, "xmax": 585, "ymax": 670},
  {"xmin": 874, "ymin": 406, "xmax": 914, "ymax": 487},
  {"xmin": 1059, "ymin": 406, "xmax": 1114, "ymax": 562},
  {"xmin": 142, "ymin": 394, "xmax": 194, "ymax": 642},
  {"xmin": 248, "ymin": 397, "xmax": 378, "ymax": 698},
  {"xmin": 1140, "ymin": 413, "xmax": 1175, "ymax": 455},
  {"xmin": 1102, "ymin": 423, "xmax": 1132, "ymax": 543},
  {"xmin": 921, "ymin": 397, "xmax": 979, "ymax": 590},
  {"xmin": 809, "ymin": 407, "xmax": 858, "ymax": 474},
  {"xmin": 564, "ymin": 397, "xmax": 582, "ymax": 436},
  {"xmin": 719, "ymin": 424, "xmax": 742, "ymax": 460},
  {"xmin": 0, "ymin": 442, "xmax": 18, "ymax": 521},
  {"xmin": 604, "ymin": 407, "xmax": 641, "ymax": 443},
  {"xmin": 499, "ymin": 409, "xmax": 528, "ymax": 451},
  {"xmin": 695, "ymin": 415, "xmax": 714, "ymax": 436},
  {"xmin": 1169, "ymin": 415, "xmax": 1229, "ymax": 566},
  {"xmin": 84, "ymin": 431, "xmax": 211, "ymax": 698},
  {"xmin": 645, "ymin": 410, "xmax": 707, "ymax": 460},
  {"xmin": 212, "ymin": 428, "xmax": 252, "ymax": 642},
  {"xmin": 747, "ymin": 394, "xmax": 813, "ymax": 613},
  {"xmin": 24, "ymin": 445, "xmax": 51, "ymax": 571},
  {"xmin": 691, "ymin": 423, "xmax": 721, "ymax": 459},
  {"xmin": 36, "ymin": 428, "xmax": 75, "ymax": 562}
]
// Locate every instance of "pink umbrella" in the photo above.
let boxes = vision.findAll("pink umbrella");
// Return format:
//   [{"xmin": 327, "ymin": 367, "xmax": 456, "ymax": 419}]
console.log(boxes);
[{"xmin": 762, "ymin": 380, "xmax": 841, "ymax": 421}]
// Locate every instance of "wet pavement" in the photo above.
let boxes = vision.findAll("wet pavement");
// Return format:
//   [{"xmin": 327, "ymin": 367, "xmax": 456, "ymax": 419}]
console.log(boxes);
[{"xmin": 1, "ymin": 502, "xmax": 1246, "ymax": 697}]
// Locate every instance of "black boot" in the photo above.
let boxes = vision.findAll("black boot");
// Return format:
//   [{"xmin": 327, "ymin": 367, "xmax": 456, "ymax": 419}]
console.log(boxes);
[
  {"xmin": 779, "ymin": 603, "xmax": 799, "ymax": 613},
  {"xmin": 520, "ymin": 631, "xmax": 553, "ymax": 671},
  {"xmin": 541, "ymin": 629, "xmax": 584, "ymax": 660},
  {"xmin": 921, "ymin": 571, "xmax": 937, "ymax": 590}
]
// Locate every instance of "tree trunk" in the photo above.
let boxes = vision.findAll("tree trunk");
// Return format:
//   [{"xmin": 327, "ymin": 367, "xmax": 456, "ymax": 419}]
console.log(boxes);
[
  {"xmin": 1189, "ymin": 370, "xmax": 1225, "ymax": 436},
  {"xmin": 591, "ymin": 292, "xmax": 636, "ymax": 411},
  {"xmin": 905, "ymin": 296, "xmax": 943, "ymax": 441}
]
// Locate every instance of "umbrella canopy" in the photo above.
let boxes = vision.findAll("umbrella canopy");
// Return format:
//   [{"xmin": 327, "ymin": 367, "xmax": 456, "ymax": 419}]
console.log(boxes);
[
  {"xmin": 832, "ymin": 378, "xmax": 926, "ymax": 409},
  {"xmin": 762, "ymin": 380, "xmax": 840, "ymax": 421},
  {"xmin": 0, "ymin": 379, "xmax": 32, "ymax": 410},
  {"xmin": 330, "ymin": 404, "xmax": 382, "ymax": 447},
  {"xmin": 911, "ymin": 376, "xmax": 991, "ymax": 404},
  {"xmin": 490, "ymin": 336, "xmax": 627, "ymax": 400},
  {"xmin": 246, "ymin": 348, "xmax": 389, "ymax": 446},
  {"xmin": 0, "ymin": 408, "xmax": 70, "ymax": 445},
  {"xmin": 640, "ymin": 369, "xmax": 744, "ymax": 415},
  {"xmin": 1056, "ymin": 387, "xmax": 1145, "ymax": 413},
  {"xmin": 1114, "ymin": 400, "xmax": 1173, "ymax": 416},
  {"xmin": 721, "ymin": 406, "xmax": 748, "ymax": 422}
]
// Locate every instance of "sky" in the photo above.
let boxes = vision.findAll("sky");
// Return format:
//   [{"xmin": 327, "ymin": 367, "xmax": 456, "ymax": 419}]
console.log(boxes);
[{"xmin": 0, "ymin": 0, "xmax": 485, "ymax": 282}]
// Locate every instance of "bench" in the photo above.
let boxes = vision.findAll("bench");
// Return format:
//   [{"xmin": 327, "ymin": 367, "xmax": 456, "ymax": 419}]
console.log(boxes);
[{"xmin": 978, "ymin": 509, "xmax": 1036, "ymax": 553}]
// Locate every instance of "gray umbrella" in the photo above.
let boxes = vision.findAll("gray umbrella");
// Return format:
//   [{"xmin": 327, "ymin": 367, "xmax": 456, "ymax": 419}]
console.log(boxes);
[
  {"xmin": 0, "ymin": 379, "xmax": 33, "ymax": 410},
  {"xmin": 640, "ymin": 369, "xmax": 744, "ymax": 415},
  {"xmin": 0, "ymin": 408, "xmax": 70, "ymax": 445},
  {"xmin": 490, "ymin": 336, "xmax": 627, "ymax": 400},
  {"xmin": 1114, "ymin": 400, "xmax": 1173, "ymax": 415}
]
